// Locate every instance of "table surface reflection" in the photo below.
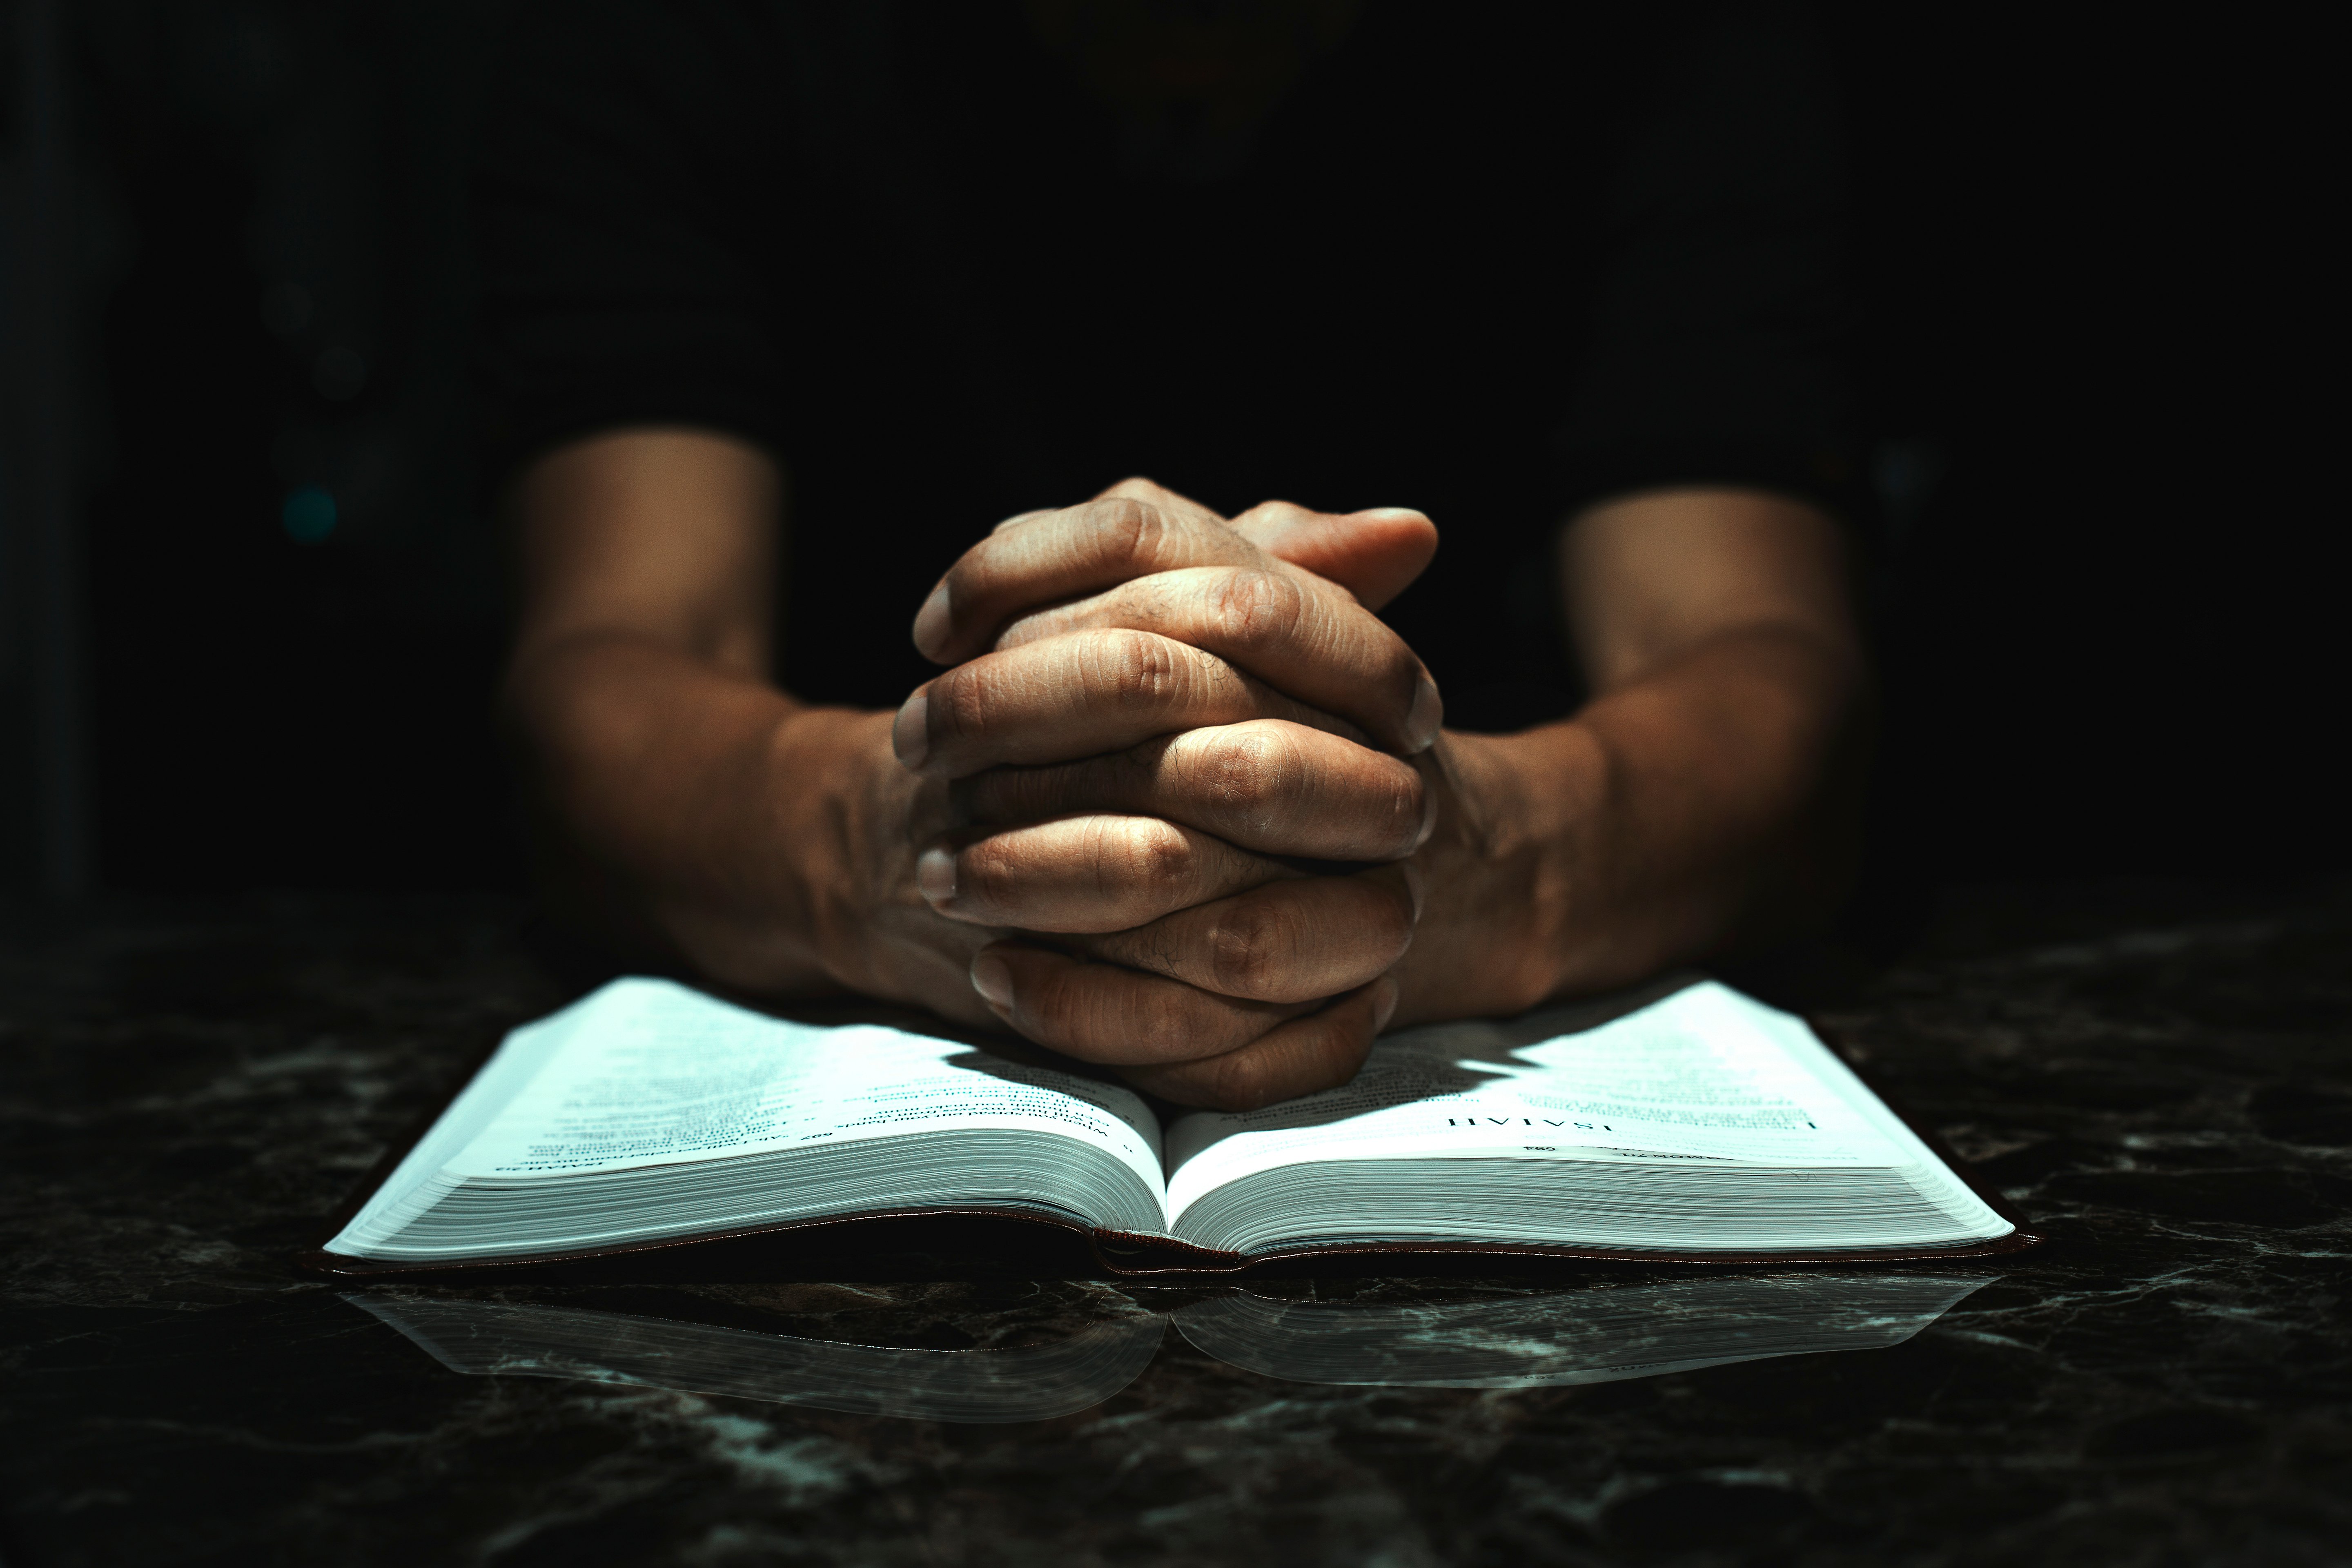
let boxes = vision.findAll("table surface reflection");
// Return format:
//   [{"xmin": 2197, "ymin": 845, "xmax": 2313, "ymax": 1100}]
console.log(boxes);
[{"xmin": 2, "ymin": 882, "xmax": 2348, "ymax": 1566}]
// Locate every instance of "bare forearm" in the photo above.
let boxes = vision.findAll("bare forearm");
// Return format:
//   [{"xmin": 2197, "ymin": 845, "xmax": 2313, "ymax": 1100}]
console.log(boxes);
[
  {"xmin": 501, "ymin": 632, "xmax": 873, "ymax": 993},
  {"xmin": 502, "ymin": 445, "xmax": 1866, "ymax": 1103},
  {"xmin": 1552, "ymin": 619, "xmax": 1866, "ymax": 975},
  {"xmin": 1398, "ymin": 623, "xmax": 1865, "ymax": 1024},
  {"xmin": 1544, "ymin": 488, "xmax": 1864, "ymax": 982}
]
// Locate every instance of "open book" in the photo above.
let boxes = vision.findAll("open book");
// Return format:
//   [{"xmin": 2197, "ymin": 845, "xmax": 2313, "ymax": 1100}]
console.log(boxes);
[
  {"xmin": 310, "ymin": 976, "xmax": 2031, "ymax": 1276},
  {"xmin": 349, "ymin": 1272, "xmax": 1994, "ymax": 1422}
]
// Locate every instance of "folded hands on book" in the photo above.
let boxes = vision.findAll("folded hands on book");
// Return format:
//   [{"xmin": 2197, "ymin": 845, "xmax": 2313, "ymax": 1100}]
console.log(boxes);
[
  {"xmin": 896, "ymin": 480, "xmax": 1445, "ymax": 1109},
  {"xmin": 510, "ymin": 434, "xmax": 1862, "ymax": 1113},
  {"xmin": 886, "ymin": 478, "xmax": 1862, "ymax": 1109}
]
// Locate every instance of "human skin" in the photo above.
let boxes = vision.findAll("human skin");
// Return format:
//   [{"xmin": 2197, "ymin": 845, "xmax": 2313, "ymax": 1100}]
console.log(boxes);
[{"xmin": 503, "ymin": 428, "xmax": 1867, "ymax": 1108}]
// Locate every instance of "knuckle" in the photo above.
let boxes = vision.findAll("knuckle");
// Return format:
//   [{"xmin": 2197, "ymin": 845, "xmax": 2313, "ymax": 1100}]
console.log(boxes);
[
  {"xmin": 1207, "ymin": 1047, "xmax": 1275, "ymax": 1111},
  {"xmin": 1088, "ymin": 496, "xmax": 1161, "ymax": 573},
  {"xmin": 1112, "ymin": 819, "xmax": 1196, "ymax": 902},
  {"xmin": 930, "ymin": 666, "xmax": 991, "ymax": 742},
  {"xmin": 1096, "ymin": 630, "xmax": 1183, "ymax": 714},
  {"xmin": 1207, "ymin": 900, "xmax": 1291, "ymax": 996},
  {"xmin": 954, "ymin": 836, "xmax": 1020, "ymax": 904},
  {"xmin": 1209, "ymin": 568, "xmax": 1307, "ymax": 648},
  {"xmin": 1191, "ymin": 726, "xmax": 1305, "ymax": 826}
]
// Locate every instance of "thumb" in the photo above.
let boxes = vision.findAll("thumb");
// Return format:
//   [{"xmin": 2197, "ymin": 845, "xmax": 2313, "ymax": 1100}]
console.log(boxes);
[{"xmin": 1230, "ymin": 502, "xmax": 1439, "ymax": 611}]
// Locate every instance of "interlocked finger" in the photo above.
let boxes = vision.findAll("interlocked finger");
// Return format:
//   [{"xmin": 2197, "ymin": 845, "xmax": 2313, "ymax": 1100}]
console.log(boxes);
[
  {"xmin": 917, "ymin": 814, "xmax": 1299, "ymax": 933},
  {"xmin": 1228, "ymin": 500, "xmax": 1438, "ymax": 613},
  {"xmin": 993, "ymin": 566, "xmax": 1440, "ymax": 755},
  {"xmin": 956, "ymin": 721, "xmax": 1431, "ymax": 862},
  {"xmin": 893, "ymin": 628, "xmax": 1366, "ymax": 778},
  {"xmin": 967, "ymin": 941, "xmax": 1315, "ymax": 1066},
  {"xmin": 1067, "ymin": 864, "xmax": 1421, "ymax": 1002},
  {"xmin": 913, "ymin": 494, "xmax": 1264, "ymax": 664},
  {"xmin": 1118, "ymin": 980, "xmax": 1399, "ymax": 1111}
]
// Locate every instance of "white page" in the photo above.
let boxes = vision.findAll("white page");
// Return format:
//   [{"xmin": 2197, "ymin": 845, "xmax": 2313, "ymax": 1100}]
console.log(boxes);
[
  {"xmin": 1165, "ymin": 981, "xmax": 1969, "ymax": 1229},
  {"xmin": 326, "ymin": 979, "xmax": 1165, "ymax": 1254},
  {"xmin": 450, "ymin": 980, "xmax": 1163, "ymax": 1183},
  {"xmin": 332, "ymin": 986, "xmax": 606, "ymax": 1247}
]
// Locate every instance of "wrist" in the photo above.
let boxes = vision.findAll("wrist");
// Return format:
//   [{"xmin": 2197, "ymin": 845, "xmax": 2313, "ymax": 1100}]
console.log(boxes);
[
  {"xmin": 1391, "ymin": 724, "xmax": 1600, "ymax": 1025},
  {"xmin": 747, "ymin": 705, "xmax": 907, "ymax": 992},
  {"xmin": 1413, "ymin": 630, "xmax": 1865, "ymax": 1019}
]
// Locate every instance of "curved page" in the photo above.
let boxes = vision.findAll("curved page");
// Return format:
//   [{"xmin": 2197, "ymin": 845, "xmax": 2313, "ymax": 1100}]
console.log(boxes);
[
  {"xmin": 1163, "ymin": 981, "xmax": 2009, "ymax": 1255},
  {"xmin": 326, "ymin": 979, "xmax": 1167, "ymax": 1260}
]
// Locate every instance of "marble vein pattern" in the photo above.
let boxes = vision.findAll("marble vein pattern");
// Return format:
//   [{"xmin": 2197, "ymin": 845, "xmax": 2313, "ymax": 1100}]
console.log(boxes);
[{"xmin": 1, "ymin": 883, "xmax": 2347, "ymax": 1566}]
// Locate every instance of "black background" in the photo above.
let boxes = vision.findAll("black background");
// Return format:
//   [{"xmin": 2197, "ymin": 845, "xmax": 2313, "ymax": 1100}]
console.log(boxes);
[{"xmin": 0, "ymin": 2, "xmax": 2335, "ymax": 906}]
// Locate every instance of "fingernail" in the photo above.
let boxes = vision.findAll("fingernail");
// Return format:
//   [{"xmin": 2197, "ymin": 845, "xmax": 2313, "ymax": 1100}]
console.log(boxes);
[
  {"xmin": 912, "ymin": 582, "xmax": 952, "ymax": 659},
  {"xmin": 1400, "ymin": 860, "xmax": 1426, "ymax": 920},
  {"xmin": 1371, "ymin": 976, "xmax": 1400, "ymax": 1034},
  {"xmin": 970, "ymin": 951, "xmax": 1014, "ymax": 1009},
  {"xmin": 892, "ymin": 690, "xmax": 930, "ymax": 771},
  {"xmin": 1412, "ymin": 781, "xmax": 1438, "ymax": 851},
  {"xmin": 917, "ymin": 846, "xmax": 957, "ymax": 905},
  {"xmin": 1405, "ymin": 673, "xmax": 1443, "ymax": 753}
]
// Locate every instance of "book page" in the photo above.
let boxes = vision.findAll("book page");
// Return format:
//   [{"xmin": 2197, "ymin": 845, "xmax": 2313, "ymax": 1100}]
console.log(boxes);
[
  {"xmin": 1163, "ymin": 981, "xmax": 1922, "ymax": 1226},
  {"xmin": 332, "ymin": 981, "xmax": 611, "ymax": 1247},
  {"xmin": 430, "ymin": 979, "xmax": 1165, "ymax": 1198}
]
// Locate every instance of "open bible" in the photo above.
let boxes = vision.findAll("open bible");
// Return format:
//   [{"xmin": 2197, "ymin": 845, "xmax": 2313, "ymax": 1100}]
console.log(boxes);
[{"xmin": 310, "ymin": 977, "xmax": 2033, "ymax": 1276}]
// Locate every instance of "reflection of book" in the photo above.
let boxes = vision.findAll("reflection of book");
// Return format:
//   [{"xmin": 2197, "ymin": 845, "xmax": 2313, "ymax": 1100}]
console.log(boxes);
[
  {"xmin": 308, "ymin": 977, "xmax": 2034, "ymax": 1278},
  {"xmin": 346, "ymin": 1294, "xmax": 1167, "ymax": 1423},
  {"xmin": 1174, "ymin": 1275, "xmax": 1991, "ymax": 1388},
  {"xmin": 350, "ymin": 1274, "xmax": 1992, "ymax": 1421}
]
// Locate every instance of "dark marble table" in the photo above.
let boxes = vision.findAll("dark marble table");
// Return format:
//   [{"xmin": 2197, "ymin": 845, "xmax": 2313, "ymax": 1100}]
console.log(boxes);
[{"xmin": 3, "ymin": 883, "xmax": 2348, "ymax": 1567}]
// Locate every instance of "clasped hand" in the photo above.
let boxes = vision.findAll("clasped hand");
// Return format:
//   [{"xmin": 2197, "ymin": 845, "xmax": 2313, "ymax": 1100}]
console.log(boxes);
[
  {"xmin": 515, "ymin": 433, "xmax": 1851, "ymax": 1096},
  {"xmin": 889, "ymin": 481, "xmax": 1447, "ymax": 1109}
]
